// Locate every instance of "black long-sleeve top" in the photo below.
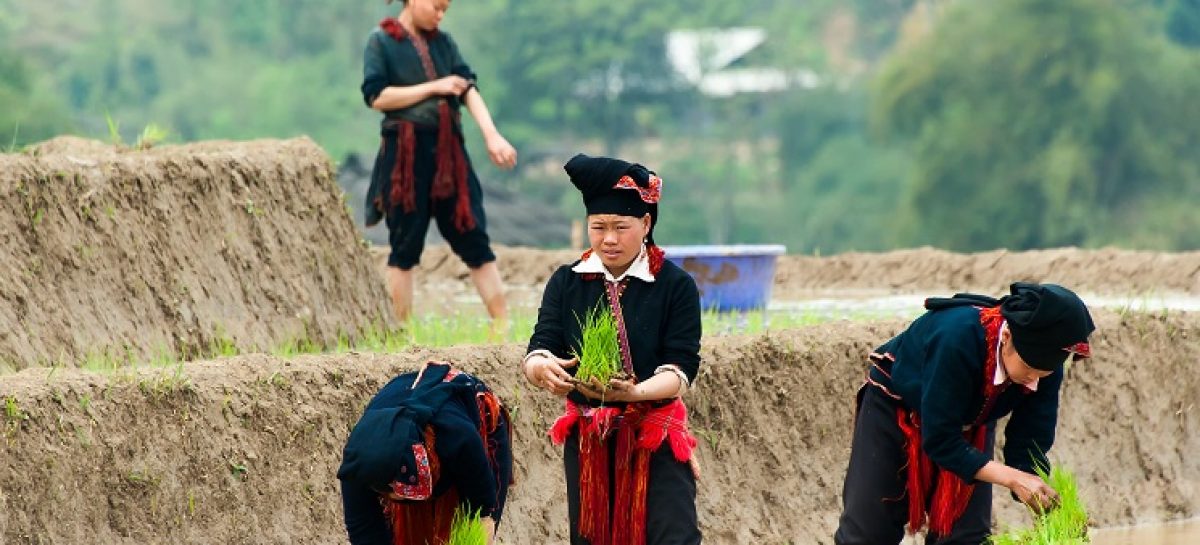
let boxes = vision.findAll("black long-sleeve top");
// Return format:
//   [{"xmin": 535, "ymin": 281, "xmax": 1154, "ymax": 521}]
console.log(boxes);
[
  {"xmin": 341, "ymin": 374, "xmax": 512, "ymax": 544},
  {"xmin": 360, "ymin": 26, "xmax": 476, "ymax": 126},
  {"xmin": 527, "ymin": 260, "xmax": 703, "ymax": 407},
  {"xmin": 868, "ymin": 305, "xmax": 1062, "ymax": 481}
]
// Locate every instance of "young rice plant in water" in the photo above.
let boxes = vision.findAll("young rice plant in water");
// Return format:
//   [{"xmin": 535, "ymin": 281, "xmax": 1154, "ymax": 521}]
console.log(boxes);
[
  {"xmin": 990, "ymin": 464, "xmax": 1089, "ymax": 545},
  {"xmin": 571, "ymin": 301, "xmax": 621, "ymax": 385},
  {"xmin": 448, "ymin": 506, "xmax": 487, "ymax": 545}
]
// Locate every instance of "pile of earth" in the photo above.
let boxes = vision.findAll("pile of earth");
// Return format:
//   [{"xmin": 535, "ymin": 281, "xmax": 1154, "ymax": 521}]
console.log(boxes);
[{"xmin": 0, "ymin": 138, "xmax": 390, "ymax": 371}]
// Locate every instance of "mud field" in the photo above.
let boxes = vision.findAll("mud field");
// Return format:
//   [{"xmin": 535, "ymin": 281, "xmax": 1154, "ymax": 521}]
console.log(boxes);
[
  {"xmin": 0, "ymin": 138, "xmax": 389, "ymax": 371},
  {"xmin": 2, "ymin": 140, "xmax": 1198, "ymax": 543}
]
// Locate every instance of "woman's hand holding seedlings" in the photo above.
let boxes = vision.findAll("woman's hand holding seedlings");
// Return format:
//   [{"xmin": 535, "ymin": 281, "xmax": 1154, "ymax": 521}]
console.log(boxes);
[
  {"xmin": 1009, "ymin": 470, "xmax": 1060, "ymax": 514},
  {"xmin": 524, "ymin": 353, "xmax": 576, "ymax": 396},
  {"xmin": 976, "ymin": 461, "xmax": 1060, "ymax": 514}
]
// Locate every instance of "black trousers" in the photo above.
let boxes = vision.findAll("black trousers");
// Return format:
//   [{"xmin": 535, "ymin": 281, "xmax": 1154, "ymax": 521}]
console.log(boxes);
[
  {"xmin": 834, "ymin": 386, "xmax": 995, "ymax": 545},
  {"xmin": 563, "ymin": 429, "xmax": 701, "ymax": 545},
  {"xmin": 373, "ymin": 127, "xmax": 496, "ymax": 269}
]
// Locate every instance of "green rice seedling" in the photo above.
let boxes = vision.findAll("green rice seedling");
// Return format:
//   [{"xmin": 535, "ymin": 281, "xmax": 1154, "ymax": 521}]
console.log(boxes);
[
  {"xmin": 447, "ymin": 506, "xmax": 488, "ymax": 545},
  {"xmin": 105, "ymin": 112, "xmax": 123, "ymax": 145},
  {"xmin": 989, "ymin": 464, "xmax": 1089, "ymax": 545},
  {"xmin": 571, "ymin": 302, "xmax": 622, "ymax": 387},
  {"xmin": 7, "ymin": 121, "xmax": 19, "ymax": 152},
  {"xmin": 134, "ymin": 123, "xmax": 169, "ymax": 149}
]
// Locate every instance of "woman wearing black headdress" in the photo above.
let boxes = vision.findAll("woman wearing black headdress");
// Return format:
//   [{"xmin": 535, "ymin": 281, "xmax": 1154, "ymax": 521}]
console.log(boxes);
[
  {"xmin": 522, "ymin": 154, "xmax": 703, "ymax": 545},
  {"xmin": 834, "ymin": 283, "xmax": 1096, "ymax": 545}
]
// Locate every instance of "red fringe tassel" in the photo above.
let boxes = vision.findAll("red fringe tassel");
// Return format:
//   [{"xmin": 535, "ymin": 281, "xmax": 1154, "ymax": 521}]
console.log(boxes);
[
  {"xmin": 384, "ymin": 488, "xmax": 459, "ymax": 545},
  {"xmin": 578, "ymin": 430, "xmax": 610, "ymax": 545},
  {"xmin": 549, "ymin": 399, "xmax": 695, "ymax": 545},
  {"xmin": 388, "ymin": 122, "xmax": 416, "ymax": 213}
]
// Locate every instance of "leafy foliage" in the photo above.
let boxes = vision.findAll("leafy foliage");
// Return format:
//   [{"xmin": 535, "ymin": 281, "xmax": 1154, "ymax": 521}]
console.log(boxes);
[
  {"xmin": 3, "ymin": 0, "xmax": 1197, "ymax": 251},
  {"xmin": 873, "ymin": 0, "xmax": 1200, "ymax": 251}
]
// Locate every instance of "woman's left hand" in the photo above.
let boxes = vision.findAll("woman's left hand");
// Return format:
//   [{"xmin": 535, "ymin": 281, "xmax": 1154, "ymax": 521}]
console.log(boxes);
[
  {"xmin": 604, "ymin": 378, "xmax": 642, "ymax": 402},
  {"xmin": 485, "ymin": 133, "xmax": 517, "ymax": 170},
  {"xmin": 573, "ymin": 377, "xmax": 642, "ymax": 403}
]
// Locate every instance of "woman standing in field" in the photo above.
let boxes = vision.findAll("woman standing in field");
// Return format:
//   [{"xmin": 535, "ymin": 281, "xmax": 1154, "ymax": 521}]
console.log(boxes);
[
  {"xmin": 522, "ymin": 154, "xmax": 703, "ymax": 545},
  {"xmin": 361, "ymin": 0, "xmax": 517, "ymax": 326},
  {"xmin": 834, "ymin": 283, "xmax": 1095, "ymax": 544}
]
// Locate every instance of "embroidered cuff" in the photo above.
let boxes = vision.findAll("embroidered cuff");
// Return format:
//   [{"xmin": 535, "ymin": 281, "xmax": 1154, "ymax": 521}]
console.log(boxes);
[{"xmin": 654, "ymin": 364, "xmax": 691, "ymax": 396}]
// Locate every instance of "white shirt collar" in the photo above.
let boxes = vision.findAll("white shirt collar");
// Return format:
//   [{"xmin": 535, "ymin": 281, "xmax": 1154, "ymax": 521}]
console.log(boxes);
[
  {"xmin": 994, "ymin": 321, "xmax": 1038, "ymax": 391},
  {"xmin": 571, "ymin": 245, "xmax": 656, "ymax": 283}
]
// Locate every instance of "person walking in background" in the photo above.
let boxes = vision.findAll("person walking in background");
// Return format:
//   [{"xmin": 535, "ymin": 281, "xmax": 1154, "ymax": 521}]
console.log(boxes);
[
  {"xmin": 522, "ymin": 154, "xmax": 704, "ymax": 545},
  {"xmin": 338, "ymin": 361, "xmax": 513, "ymax": 545},
  {"xmin": 361, "ymin": 0, "xmax": 517, "ymax": 328},
  {"xmin": 834, "ymin": 283, "xmax": 1095, "ymax": 545}
]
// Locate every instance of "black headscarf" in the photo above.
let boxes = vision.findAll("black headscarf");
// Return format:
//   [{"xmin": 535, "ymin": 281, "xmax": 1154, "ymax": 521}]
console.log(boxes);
[
  {"xmin": 1000, "ymin": 282, "xmax": 1095, "ymax": 371},
  {"xmin": 564, "ymin": 153, "xmax": 660, "ymax": 244}
]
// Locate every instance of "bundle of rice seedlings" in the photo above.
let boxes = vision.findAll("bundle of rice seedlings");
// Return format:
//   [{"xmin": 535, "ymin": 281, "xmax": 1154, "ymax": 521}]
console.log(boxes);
[
  {"xmin": 990, "ymin": 464, "xmax": 1090, "ymax": 545},
  {"xmin": 571, "ymin": 301, "xmax": 622, "ymax": 389},
  {"xmin": 447, "ymin": 506, "xmax": 488, "ymax": 545}
]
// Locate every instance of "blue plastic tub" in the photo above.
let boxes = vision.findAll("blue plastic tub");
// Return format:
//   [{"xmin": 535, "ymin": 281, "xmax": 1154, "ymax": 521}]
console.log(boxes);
[{"xmin": 661, "ymin": 244, "xmax": 786, "ymax": 312}]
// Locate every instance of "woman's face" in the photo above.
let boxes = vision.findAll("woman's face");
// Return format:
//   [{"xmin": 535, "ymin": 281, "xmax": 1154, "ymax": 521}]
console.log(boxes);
[
  {"xmin": 1000, "ymin": 329, "xmax": 1055, "ymax": 386},
  {"xmin": 587, "ymin": 213, "xmax": 650, "ymax": 275},
  {"xmin": 408, "ymin": 0, "xmax": 449, "ymax": 31}
]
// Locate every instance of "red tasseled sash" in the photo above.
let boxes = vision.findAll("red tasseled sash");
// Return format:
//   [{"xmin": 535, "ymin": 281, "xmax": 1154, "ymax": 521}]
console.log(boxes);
[
  {"xmin": 380, "ymin": 18, "xmax": 474, "ymax": 233},
  {"xmin": 549, "ymin": 399, "xmax": 696, "ymax": 545},
  {"xmin": 895, "ymin": 305, "xmax": 1011, "ymax": 537}
]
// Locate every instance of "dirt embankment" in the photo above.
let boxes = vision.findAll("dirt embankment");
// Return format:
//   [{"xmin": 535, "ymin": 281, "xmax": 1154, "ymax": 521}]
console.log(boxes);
[
  {"xmin": 0, "ymin": 138, "xmax": 390, "ymax": 371},
  {"xmin": 1, "ymin": 310, "xmax": 1194, "ymax": 544},
  {"xmin": 772, "ymin": 246, "xmax": 1200, "ymax": 298}
]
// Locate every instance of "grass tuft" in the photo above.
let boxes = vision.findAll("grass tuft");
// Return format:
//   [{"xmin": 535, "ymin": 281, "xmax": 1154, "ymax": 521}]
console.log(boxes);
[{"xmin": 447, "ymin": 506, "xmax": 488, "ymax": 545}]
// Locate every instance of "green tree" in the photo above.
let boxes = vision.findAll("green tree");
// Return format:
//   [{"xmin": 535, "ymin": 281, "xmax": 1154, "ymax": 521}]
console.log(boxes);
[
  {"xmin": 873, "ymin": 0, "xmax": 1200, "ymax": 251},
  {"xmin": 0, "ymin": 48, "xmax": 73, "ymax": 147},
  {"xmin": 1168, "ymin": 0, "xmax": 1200, "ymax": 47},
  {"xmin": 774, "ymin": 89, "xmax": 910, "ymax": 253}
]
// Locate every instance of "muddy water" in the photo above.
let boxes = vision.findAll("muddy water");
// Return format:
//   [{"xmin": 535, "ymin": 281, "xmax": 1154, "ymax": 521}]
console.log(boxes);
[{"xmin": 1091, "ymin": 519, "xmax": 1200, "ymax": 545}]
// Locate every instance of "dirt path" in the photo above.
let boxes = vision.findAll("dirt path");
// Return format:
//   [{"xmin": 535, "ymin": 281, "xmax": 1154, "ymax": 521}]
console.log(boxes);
[{"xmin": 1, "ymin": 309, "xmax": 1194, "ymax": 544}]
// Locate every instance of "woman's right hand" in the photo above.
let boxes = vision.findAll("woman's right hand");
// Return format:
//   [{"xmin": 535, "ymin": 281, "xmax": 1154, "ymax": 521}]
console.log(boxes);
[
  {"xmin": 524, "ymin": 353, "xmax": 577, "ymax": 396},
  {"xmin": 430, "ymin": 75, "xmax": 471, "ymax": 97},
  {"xmin": 1007, "ymin": 470, "xmax": 1060, "ymax": 513}
]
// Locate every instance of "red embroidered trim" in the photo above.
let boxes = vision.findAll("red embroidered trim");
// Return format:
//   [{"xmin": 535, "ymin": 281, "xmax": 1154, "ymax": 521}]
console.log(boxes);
[
  {"xmin": 613, "ymin": 174, "xmax": 662, "ymax": 204},
  {"xmin": 388, "ymin": 444, "xmax": 433, "ymax": 500}
]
